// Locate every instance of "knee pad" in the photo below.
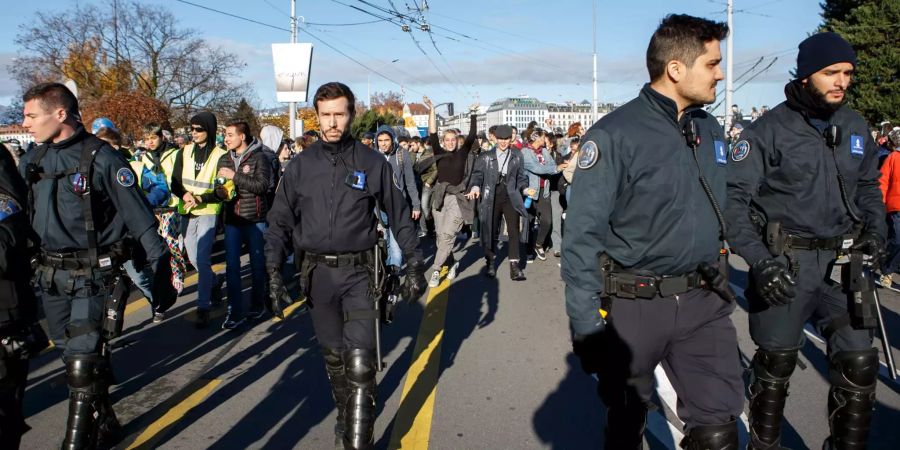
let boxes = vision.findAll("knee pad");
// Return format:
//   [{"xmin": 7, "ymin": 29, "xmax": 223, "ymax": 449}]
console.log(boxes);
[
  {"xmin": 343, "ymin": 349, "xmax": 376, "ymax": 384},
  {"xmin": 65, "ymin": 355, "xmax": 103, "ymax": 390},
  {"xmin": 753, "ymin": 348, "xmax": 799, "ymax": 381},
  {"xmin": 829, "ymin": 349, "xmax": 879, "ymax": 391},
  {"xmin": 681, "ymin": 420, "xmax": 738, "ymax": 450}
]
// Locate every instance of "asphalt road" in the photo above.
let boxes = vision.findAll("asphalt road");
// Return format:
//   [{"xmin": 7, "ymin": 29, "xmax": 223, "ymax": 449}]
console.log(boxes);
[{"xmin": 20, "ymin": 236, "xmax": 900, "ymax": 449}]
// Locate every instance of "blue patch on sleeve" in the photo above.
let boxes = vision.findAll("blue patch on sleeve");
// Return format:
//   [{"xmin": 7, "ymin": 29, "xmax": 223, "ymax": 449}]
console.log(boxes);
[
  {"xmin": 0, "ymin": 197, "xmax": 21, "ymax": 222},
  {"xmin": 714, "ymin": 140, "xmax": 726, "ymax": 166},
  {"xmin": 850, "ymin": 134, "xmax": 864, "ymax": 158},
  {"xmin": 116, "ymin": 167, "xmax": 135, "ymax": 187}
]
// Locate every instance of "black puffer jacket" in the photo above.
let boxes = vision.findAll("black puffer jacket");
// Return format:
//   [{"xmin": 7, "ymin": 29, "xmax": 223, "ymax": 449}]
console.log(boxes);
[{"xmin": 215, "ymin": 139, "xmax": 272, "ymax": 224}]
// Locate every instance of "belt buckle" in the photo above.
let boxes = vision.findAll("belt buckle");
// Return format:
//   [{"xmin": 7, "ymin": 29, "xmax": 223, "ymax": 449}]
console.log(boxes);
[{"xmin": 324, "ymin": 255, "xmax": 339, "ymax": 267}]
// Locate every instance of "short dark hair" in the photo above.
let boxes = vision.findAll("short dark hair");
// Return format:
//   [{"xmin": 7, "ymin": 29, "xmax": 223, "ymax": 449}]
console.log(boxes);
[
  {"xmin": 488, "ymin": 125, "xmax": 498, "ymax": 135},
  {"xmin": 398, "ymin": 136, "xmax": 409, "ymax": 143},
  {"xmin": 23, "ymin": 82, "xmax": 80, "ymax": 120},
  {"xmin": 226, "ymin": 120, "xmax": 253, "ymax": 144},
  {"xmin": 313, "ymin": 82, "xmax": 356, "ymax": 118},
  {"xmin": 143, "ymin": 123, "xmax": 164, "ymax": 138},
  {"xmin": 646, "ymin": 14, "xmax": 728, "ymax": 81},
  {"xmin": 410, "ymin": 136, "xmax": 421, "ymax": 143},
  {"xmin": 95, "ymin": 127, "xmax": 122, "ymax": 147}
]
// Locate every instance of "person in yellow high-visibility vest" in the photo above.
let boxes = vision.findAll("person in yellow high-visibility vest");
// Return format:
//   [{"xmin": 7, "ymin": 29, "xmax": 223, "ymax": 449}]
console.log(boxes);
[{"xmin": 170, "ymin": 112, "xmax": 226, "ymax": 328}]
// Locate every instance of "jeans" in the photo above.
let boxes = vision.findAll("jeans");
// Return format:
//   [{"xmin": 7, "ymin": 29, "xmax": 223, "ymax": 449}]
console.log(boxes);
[
  {"xmin": 550, "ymin": 190, "xmax": 565, "ymax": 254},
  {"xmin": 224, "ymin": 221, "xmax": 268, "ymax": 316},
  {"xmin": 183, "ymin": 214, "xmax": 217, "ymax": 310},
  {"xmin": 378, "ymin": 211, "xmax": 403, "ymax": 267},
  {"xmin": 123, "ymin": 259, "xmax": 153, "ymax": 302},
  {"xmin": 421, "ymin": 185, "xmax": 433, "ymax": 220},
  {"xmin": 885, "ymin": 211, "xmax": 900, "ymax": 274}
]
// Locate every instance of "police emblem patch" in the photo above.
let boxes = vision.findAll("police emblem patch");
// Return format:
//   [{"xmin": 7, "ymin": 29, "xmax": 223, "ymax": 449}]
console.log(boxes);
[
  {"xmin": 577, "ymin": 140, "xmax": 599, "ymax": 170},
  {"xmin": 116, "ymin": 167, "xmax": 135, "ymax": 187},
  {"xmin": 731, "ymin": 140, "xmax": 750, "ymax": 162},
  {"xmin": 0, "ymin": 195, "xmax": 21, "ymax": 221}
]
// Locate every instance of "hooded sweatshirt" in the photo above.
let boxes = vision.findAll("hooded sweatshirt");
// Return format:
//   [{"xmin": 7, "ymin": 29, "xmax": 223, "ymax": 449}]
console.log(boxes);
[
  {"xmin": 170, "ymin": 111, "xmax": 222, "ymax": 202},
  {"xmin": 376, "ymin": 125, "xmax": 420, "ymax": 211}
]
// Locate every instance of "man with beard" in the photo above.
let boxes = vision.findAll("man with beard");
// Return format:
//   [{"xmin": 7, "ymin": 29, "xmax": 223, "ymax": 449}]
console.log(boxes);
[
  {"xmin": 563, "ymin": 15, "xmax": 741, "ymax": 448},
  {"xmin": 726, "ymin": 32, "xmax": 886, "ymax": 450},
  {"xmin": 265, "ymin": 82, "xmax": 427, "ymax": 449}
]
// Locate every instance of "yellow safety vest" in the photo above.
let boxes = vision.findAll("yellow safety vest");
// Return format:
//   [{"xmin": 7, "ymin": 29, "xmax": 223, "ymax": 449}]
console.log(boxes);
[
  {"xmin": 177, "ymin": 143, "xmax": 227, "ymax": 215},
  {"xmin": 131, "ymin": 147, "xmax": 180, "ymax": 207}
]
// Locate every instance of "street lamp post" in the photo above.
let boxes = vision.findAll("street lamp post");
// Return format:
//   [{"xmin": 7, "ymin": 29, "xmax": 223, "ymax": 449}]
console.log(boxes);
[{"xmin": 368, "ymin": 59, "xmax": 399, "ymax": 108}]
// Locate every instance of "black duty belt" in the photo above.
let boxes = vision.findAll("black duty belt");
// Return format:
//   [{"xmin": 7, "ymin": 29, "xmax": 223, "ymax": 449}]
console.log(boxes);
[
  {"xmin": 39, "ymin": 248, "xmax": 125, "ymax": 271},
  {"xmin": 606, "ymin": 270, "xmax": 705, "ymax": 299},
  {"xmin": 305, "ymin": 251, "xmax": 370, "ymax": 268},
  {"xmin": 785, "ymin": 234, "xmax": 847, "ymax": 251}
]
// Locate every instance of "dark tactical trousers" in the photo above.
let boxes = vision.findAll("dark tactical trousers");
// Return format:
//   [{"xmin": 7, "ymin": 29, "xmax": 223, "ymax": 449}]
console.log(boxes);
[
  {"xmin": 307, "ymin": 264, "xmax": 376, "ymax": 351},
  {"xmin": 595, "ymin": 288, "xmax": 743, "ymax": 446},
  {"xmin": 38, "ymin": 268, "xmax": 107, "ymax": 357}
]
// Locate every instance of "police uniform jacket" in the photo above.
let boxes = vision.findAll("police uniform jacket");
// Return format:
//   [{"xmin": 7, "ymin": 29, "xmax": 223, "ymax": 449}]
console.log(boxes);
[
  {"xmin": 562, "ymin": 84, "xmax": 728, "ymax": 335},
  {"xmin": 725, "ymin": 88, "xmax": 885, "ymax": 267},
  {"xmin": 265, "ymin": 134, "xmax": 421, "ymax": 267},
  {"xmin": 17, "ymin": 127, "xmax": 166, "ymax": 263},
  {"xmin": 0, "ymin": 146, "xmax": 37, "ymax": 330}
]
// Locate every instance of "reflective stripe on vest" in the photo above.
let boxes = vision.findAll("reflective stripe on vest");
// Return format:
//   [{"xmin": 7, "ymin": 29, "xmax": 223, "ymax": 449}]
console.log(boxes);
[{"xmin": 178, "ymin": 144, "xmax": 226, "ymax": 215}]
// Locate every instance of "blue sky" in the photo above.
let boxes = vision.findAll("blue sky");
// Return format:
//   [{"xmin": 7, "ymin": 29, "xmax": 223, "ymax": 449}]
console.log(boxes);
[{"xmin": 1, "ymin": 0, "xmax": 825, "ymax": 114}]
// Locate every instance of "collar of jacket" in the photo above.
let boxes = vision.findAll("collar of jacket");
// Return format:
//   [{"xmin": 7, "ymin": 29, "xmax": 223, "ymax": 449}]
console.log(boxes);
[
  {"xmin": 640, "ymin": 84, "xmax": 703, "ymax": 128},
  {"xmin": 48, "ymin": 126, "xmax": 88, "ymax": 150},
  {"xmin": 783, "ymin": 79, "xmax": 842, "ymax": 121},
  {"xmin": 320, "ymin": 132, "xmax": 355, "ymax": 155}
]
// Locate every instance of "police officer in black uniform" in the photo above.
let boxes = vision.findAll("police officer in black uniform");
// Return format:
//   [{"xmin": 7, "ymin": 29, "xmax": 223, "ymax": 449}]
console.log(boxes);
[
  {"xmin": 265, "ymin": 82, "xmax": 427, "ymax": 450},
  {"xmin": 562, "ymin": 15, "xmax": 742, "ymax": 449},
  {"xmin": 18, "ymin": 83, "xmax": 171, "ymax": 449},
  {"xmin": 0, "ymin": 143, "xmax": 50, "ymax": 449},
  {"xmin": 726, "ymin": 33, "xmax": 886, "ymax": 450}
]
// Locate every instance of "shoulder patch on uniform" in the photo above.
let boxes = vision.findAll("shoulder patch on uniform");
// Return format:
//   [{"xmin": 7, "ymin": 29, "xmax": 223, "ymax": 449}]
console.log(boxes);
[
  {"xmin": 731, "ymin": 140, "xmax": 751, "ymax": 162},
  {"xmin": 577, "ymin": 140, "xmax": 599, "ymax": 170},
  {"xmin": 116, "ymin": 167, "xmax": 135, "ymax": 187},
  {"xmin": 0, "ymin": 195, "xmax": 21, "ymax": 222}
]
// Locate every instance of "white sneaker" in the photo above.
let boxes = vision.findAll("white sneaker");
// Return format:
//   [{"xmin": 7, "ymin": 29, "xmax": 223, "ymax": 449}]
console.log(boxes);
[
  {"xmin": 879, "ymin": 273, "xmax": 893, "ymax": 288},
  {"xmin": 428, "ymin": 270, "xmax": 441, "ymax": 287},
  {"xmin": 447, "ymin": 262, "xmax": 460, "ymax": 280}
]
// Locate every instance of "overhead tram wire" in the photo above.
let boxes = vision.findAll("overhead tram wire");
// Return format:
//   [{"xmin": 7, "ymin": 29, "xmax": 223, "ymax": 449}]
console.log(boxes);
[
  {"xmin": 173, "ymin": 0, "xmax": 424, "ymax": 96},
  {"xmin": 710, "ymin": 57, "xmax": 779, "ymax": 112}
]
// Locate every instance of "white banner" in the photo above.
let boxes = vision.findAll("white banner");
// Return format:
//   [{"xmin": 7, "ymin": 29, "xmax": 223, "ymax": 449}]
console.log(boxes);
[{"xmin": 272, "ymin": 43, "xmax": 313, "ymax": 103}]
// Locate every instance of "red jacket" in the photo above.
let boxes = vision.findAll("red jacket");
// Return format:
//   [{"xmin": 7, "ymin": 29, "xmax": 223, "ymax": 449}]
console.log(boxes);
[{"xmin": 880, "ymin": 151, "xmax": 900, "ymax": 212}]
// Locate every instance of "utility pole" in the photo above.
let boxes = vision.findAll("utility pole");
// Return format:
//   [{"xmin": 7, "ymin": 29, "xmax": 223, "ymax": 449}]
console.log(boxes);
[
  {"xmin": 724, "ymin": 0, "xmax": 734, "ymax": 131},
  {"xmin": 289, "ymin": 0, "xmax": 298, "ymax": 138},
  {"xmin": 592, "ymin": 0, "xmax": 598, "ymax": 125}
]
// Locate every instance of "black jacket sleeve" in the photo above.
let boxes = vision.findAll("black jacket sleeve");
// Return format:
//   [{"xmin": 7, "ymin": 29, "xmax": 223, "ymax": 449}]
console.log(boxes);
[
  {"xmin": 856, "ymin": 132, "xmax": 888, "ymax": 240},
  {"xmin": 265, "ymin": 160, "xmax": 300, "ymax": 269},
  {"xmin": 233, "ymin": 152, "xmax": 272, "ymax": 196},
  {"xmin": 724, "ymin": 128, "xmax": 772, "ymax": 266},
  {"xmin": 468, "ymin": 154, "xmax": 485, "ymax": 190}
]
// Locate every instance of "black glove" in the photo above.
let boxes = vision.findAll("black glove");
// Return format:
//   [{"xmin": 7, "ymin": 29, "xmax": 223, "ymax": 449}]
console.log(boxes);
[
  {"xmin": 267, "ymin": 267, "xmax": 293, "ymax": 319},
  {"xmin": 400, "ymin": 257, "xmax": 427, "ymax": 303},
  {"xmin": 851, "ymin": 231, "xmax": 886, "ymax": 268},
  {"xmin": 572, "ymin": 332, "xmax": 604, "ymax": 374},
  {"xmin": 751, "ymin": 258, "xmax": 797, "ymax": 307},
  {"xmin": 149, "ymin": 252, "xmax": 178, "ymax": 313}
]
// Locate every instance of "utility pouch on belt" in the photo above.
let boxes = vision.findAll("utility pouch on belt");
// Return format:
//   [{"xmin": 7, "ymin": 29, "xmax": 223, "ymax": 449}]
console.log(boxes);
[
  {"xmin": 101, "ymin": 272, "xmax": 130, "ymax": 339},
  {"xmin": 598, "ymin": 253, "xmax": 613, "ymax": 298},
  {"xmin": 297, "ymin": 250, "xmax": 313, "ymax": 298},
  {"xmin": 766, "ymin": 221, "xmax": 785, "ymax": 256},
  {"xmin": 842, "ymin": 251, "xmax": 878, "ymax": 330}
]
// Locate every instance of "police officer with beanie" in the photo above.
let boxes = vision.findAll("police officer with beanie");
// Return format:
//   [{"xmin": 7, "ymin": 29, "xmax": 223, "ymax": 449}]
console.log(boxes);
[
  {"xmin": 18, "ymin": 83, "xmax": 171, "ymax": 449},
  {"xmin": 0, "ymin": 143, "xmax": 50, "ymax": 449},
  {"xmin": 265, "ymin": 82, "xmax": 427, "ymax": 450},
  {"xmin": 726, "ymin": 32, "xmax": 886, "ymax": 450},
  {"xmin": 563, "ymin": 15, "xmax": 742, "ymax": 448}
]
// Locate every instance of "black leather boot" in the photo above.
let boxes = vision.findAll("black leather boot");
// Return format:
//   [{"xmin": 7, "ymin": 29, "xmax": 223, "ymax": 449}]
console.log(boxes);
[
  {"xmin": 509, "ymin": 261, "xmax": 525, "ymax": 281},
  {"xmin": 62, "ymin": 355, "xmax": 101, "ymax": 450},
  {"xmin": 323, "ymin": 347, "xmax": 349, "ymax": 449},
  {"xmin": 343, "ymin": 349, "xmax": 377, "ymax": 450},
  {"xmin": 681, "ymin": 420, "xmax": 738, "ymax": 450},
  {"xmin": 603, "ymin": 398, "xmax": 647, "ymax": 450},
  {"xmin": 825, "ymin": 349, "xmax": 878, "ymax": 450},
  {"xmin": 747, "ymin": 349, "xmax": 798, "ymax": 450}
]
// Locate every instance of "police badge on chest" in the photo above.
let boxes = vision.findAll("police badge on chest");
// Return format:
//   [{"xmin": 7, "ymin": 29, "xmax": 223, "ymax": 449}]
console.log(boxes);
[{"xmin": 346, "ymin": 170, "xmax": 367, "ymax": 191}]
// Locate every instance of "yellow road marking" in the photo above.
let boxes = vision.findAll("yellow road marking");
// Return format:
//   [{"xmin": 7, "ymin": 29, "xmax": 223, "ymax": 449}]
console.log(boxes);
[
  {"xmin": 124, "ymin": 263, "xmax": 227, "ymax": 317},
  {"xmin": 125, "ymin": 378, "xmax": 222, "ymax": 449},
  {"xmin": 271, "ymin": 298, "xmax": 308, "ymax": 322},
  {"xmin": 389, "ymin": 269, "xmax": 451, "ymax": 449}
]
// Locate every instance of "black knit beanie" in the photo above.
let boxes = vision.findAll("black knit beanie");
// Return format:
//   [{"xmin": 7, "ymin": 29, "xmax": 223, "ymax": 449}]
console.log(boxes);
[{"xmin": 795, "ymin": 32, "xmax": 856, "ymax": 80}]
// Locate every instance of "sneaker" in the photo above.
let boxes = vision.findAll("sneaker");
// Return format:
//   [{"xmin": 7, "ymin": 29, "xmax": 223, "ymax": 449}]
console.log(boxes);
[
  {"xmin": 222, "ymin": 314, "xmax": 246, "ymax": 330},
  {"xmin": 553, "ymin": 250, "xmax": 561, "ymax": 258},
  {"xmin": 417, "ymin": 229, "xmax": 427, "ymax": 238},
  {"xmin": 428, "ymin": 270, "xmax": 441, "ymax": 287},
  {"xmin": 535, "ymin": 247, "xmax": 547, "ymax": 261},
  {"xmin": 195, "ymin": 308, "xmax": 210, "ymax": 329},
  {"xmin": 153, "ymin": 311, "xmax": 165, "ymax": 323},
  {"xmin": 447, "ymin": 261, "xmax": 460, "ymax": 280},
  {"xmin": 247, "ymin": 303, "xmax": 266, "ymax": 320},
  {"xmin": 526, "ymin": 253, "xmax": 535, "ymax": 264},
  {"xmin": 879, "ymin": 273, "xmax": 894, "ymax": 288}
]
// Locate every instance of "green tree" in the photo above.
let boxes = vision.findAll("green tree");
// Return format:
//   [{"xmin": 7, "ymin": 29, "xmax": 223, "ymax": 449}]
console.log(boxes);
[
  {"xmin": 351, "ymin": 109, "xmax": 403, "ymax": 139},
  {"xmin": 229, "ymin": 98, "xmax": 261, "ymax": 137},
  {"xmin": 819, "ymin": 0, "xmax": 900, "ymax": 123}
]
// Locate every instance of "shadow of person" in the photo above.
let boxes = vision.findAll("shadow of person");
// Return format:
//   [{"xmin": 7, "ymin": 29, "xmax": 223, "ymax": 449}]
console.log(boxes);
[{"xmin": 532, "ymin": 353, "xmax": 605, "ymax": 449}]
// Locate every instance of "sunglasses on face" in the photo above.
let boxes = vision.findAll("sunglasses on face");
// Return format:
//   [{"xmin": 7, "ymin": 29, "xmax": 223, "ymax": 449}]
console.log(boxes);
[{"xmin": 191, "ymin": 127, "xmax": 205, "ymax": 132}]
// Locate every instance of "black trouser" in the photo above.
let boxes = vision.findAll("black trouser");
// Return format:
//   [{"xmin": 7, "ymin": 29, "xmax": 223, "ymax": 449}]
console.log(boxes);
[
  {"xmin": 37, "ymin": 267, "xmax": 107, "ymax": 357},
  {"xmin": 748, "ymin": 249, "xmax": 873, "ymax": 355},
  {"xmin": 594, "ymin": 288, "xmax": 743, "ymax": 448},
  {"xmin": 307, "ymin": 263, "xmax": 376, "ymax": 351},
  {"xmin": 0, "ymin": 327, "xmax": 29, "ymax": 449},
  {"xmin": 487, "ymin": 186, "xmax": 521, "ymax": 262},
  {"xmin": 532, "ymin": 188, "xmax": 553, "ymax": 250}
]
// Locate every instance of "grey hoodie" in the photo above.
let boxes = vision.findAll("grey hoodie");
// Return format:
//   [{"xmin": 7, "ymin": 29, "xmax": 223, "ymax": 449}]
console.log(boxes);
[{"xmin": 376, "ymin": 125, "xmax": 420, "ymax": 211}]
